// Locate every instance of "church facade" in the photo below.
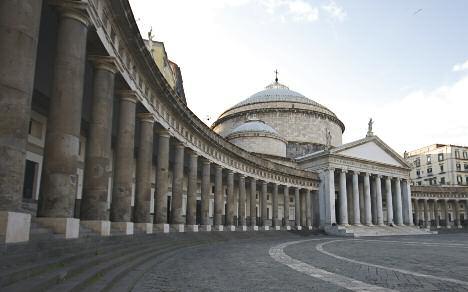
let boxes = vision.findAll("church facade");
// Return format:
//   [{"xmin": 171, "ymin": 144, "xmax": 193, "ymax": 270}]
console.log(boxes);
[{"xmin": 0, "ymin": 0, "xmax": 429, "ymax": 244}]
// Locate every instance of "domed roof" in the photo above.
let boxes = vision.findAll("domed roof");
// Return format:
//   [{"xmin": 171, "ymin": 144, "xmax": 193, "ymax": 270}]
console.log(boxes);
[
  {"xmin": 221, "ymin": 80, "xmax": 337, "ymax": 119},
  {"xmin": 229, "ymin": 118, "xmax": 280, "ymax": 136}
]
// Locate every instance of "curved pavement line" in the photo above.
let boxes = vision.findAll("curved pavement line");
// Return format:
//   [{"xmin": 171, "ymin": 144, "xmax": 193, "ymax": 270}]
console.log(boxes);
[
  {"xmin": 352, "ymin": 239, "xmax": 468, "ymax": 248},
  {"xmin": 269, "ymin": 239, "xmax": 396, "ymax": 292},
  {"xmin": 317, "ymin": 239, "xmax": 468, "ymax": 287}
]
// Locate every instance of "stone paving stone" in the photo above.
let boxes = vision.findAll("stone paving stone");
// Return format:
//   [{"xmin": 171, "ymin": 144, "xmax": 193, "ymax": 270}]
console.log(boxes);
[{"xmin": 131, "ymin": 233, "xmax": 468, "ymax": 291}]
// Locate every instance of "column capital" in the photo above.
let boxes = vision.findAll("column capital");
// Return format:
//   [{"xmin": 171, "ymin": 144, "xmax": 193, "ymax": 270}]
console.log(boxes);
[
  {"xmin": 352, "ymin": 170, "xmax": 360, "ymax": 175},
  {"xmin": 157, "ymin": 128, "xmax": 170, "ymax": 138},
  {"xmin": 137, "ymin": 113, "xmax": 154, "ymax": 124},
  {"xmin": 187, "ymin": 149, "xmax": 199, "ymax": 158},
  {"xmin": 201, "ymin": 157, "xmax": 211, "ymax": 165},
  {"xmin": 117, "ymin": 90, "xmax": 138, "ymax": 104},
  {"xmin": 227, "ymin": 169, "xmax": 234, "ymax": 175},
  {"xmin": 340, "ymin": 169, "xmax": 347, "ymax": 173},
  {"xmin": 88, "ymin": 55, "xmax": 118, "ymax": 74},
  {"xmin": 214, "ymin": 164, "xmax": 222, "ymax": 170},
  {"xmin": 363, "ymin": 172, "xmax": 370, "ymax": 177},
  {"xmin": 262, "ymin": 180, "xmax": 268, "ymax": 186},
  {"xmin": 238, "ymin": 174, "xmax": 245, "ymax": 179},
  {"xmin": 50, "ymin": 0, "xmax": 90, "ymax": 26},
  {"xmin": 174, "ymin": 141, "xmax": 185, "ymax": 149}
]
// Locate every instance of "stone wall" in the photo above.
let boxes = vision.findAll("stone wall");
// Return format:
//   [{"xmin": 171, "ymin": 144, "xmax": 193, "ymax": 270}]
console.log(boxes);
[{"xmin": 228, "ymin": 135, "xmax": 286, "ymax": 157}]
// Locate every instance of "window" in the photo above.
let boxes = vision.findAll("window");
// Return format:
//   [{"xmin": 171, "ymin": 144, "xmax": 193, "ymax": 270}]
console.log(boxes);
[
  {"xmin": 455, "ymin": 150, "xmax": 460, "ymax": 158},
  {"xmin": 466, "ymin": 177, "xmax": 468, "ymax": 185},
  {"xmin": 416, "ymin": 170, "xmax": 421, "ymax": 176},
  {"xmin": 417, "ymin": 181, "xmax": 422, "ymax": 186},
  {"xmin": 267, "ymin": 195, "xmax": 270, "ymax": 201},
  {"xmin": 28, "ymin": 119, "xmax": 43, "ymax": 139},
  {"xmin": 457, "ymin": 164, "xmax": 461, "ymax": 171},
  {"xmin": 440, "ymin": 177, "xmax": 446, "ymax": 184},
  {"xmin": 426, "ymin": 155, "xmax": 432, "ymax": 164},
  {"xmin": 438, "ymin": 153, "xmax": 444, "ymax": 161},
  {"xmin": 427, "ymin": 168, "xmax": 432, "ymax": 174},
  {"xmin": 289, "ymin": 197, "xmax": 294, "ymax": 203},
  {"xmin": 464, "ymin": 152, "xmax": 468, "ymax": 159},
  {"xmin": 464, "ymin": 164, "xmax": 468, "ymax": 170},
  {"xmin": 440, "ymin": 164, "xmax": 444, "ymax": 173},
  {"xmin": 414, "ymin": 158, "xmax": 420, "ymax": 167},
  {"xmin": 457, "ymin": 176, "xmax": 463, "ymax": 184}
]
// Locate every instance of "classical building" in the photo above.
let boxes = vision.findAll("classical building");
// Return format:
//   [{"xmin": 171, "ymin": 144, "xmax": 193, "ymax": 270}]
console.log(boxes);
[
  {"xmin": 406, "ymin": 144, "xmax": 468, "ymax": 186},
  {"xmin": 0, "ymin": 0, "xmax": 432, "ymax": 243}
]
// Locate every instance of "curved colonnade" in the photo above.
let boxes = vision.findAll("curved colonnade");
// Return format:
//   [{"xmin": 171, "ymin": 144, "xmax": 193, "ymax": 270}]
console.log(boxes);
[{"xmin": 0, "ymin": 0, "xmax": 319, "ymax": 242}]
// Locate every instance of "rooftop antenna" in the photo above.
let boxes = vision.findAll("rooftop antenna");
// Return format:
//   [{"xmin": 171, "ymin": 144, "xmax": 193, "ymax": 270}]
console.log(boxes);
[{"xmin": 274, "ymin": 69, "xmax": 279, "ymax": 83}]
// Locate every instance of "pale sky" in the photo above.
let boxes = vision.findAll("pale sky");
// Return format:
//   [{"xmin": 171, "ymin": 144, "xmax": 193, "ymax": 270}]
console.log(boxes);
[{"xmin": 129, "ymin": 0, "xmax": 468, "ymax": 154}]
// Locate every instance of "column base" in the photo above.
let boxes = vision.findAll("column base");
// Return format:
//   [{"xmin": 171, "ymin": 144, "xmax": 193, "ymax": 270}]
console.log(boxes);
[
  {"xmin": 134, "ymin": 223, "xmax": 153, "ymax": 234},
  {"xmin": 35, "ymin": 217, "xmax": 79, "ymax": 239},
  {"xmin": 249, "ymin": 226, "xmax": 258, "ymax": 231},
  {"xmin": 185, "ymin": 225, "xmax": 199, "ymax": 232},
  {"xmin": 274, "ymin": 226, "xmax": 281, "ymax": 231},
  {"xmin": 436, "ymin": 225, "xmax": 441, "ymax": 229},
  {"xmin": 225, "ymin": 225, "xmax": 236, "ymax": 232},
  {"xmin": 261, "ymin": 226, "xmax": 270, "ymax": 231},
  {"xmin": 283, "ymin": 226, "xmax": 291, "ymax": 231},
  {"xmin": 456, "ymin": 225, "xmax": 462, "ymax": 229},
  {"xmin": 0, "ymin": 211, "xmax": 31, "ymax": 243},
  {"xmin": 307, "ymin": 226, "xmax": 313, "ymax": 230},
  {"xmin": 213, "ymin": 225, "xmax": 224, "ymax": 231},
  {"xmin": 236, "ymin": 226, "xmax": 248, "ymax": 231},
  {"xmin": 111, "ymin": 222, "xmax": 134, "ymax": 235},
  {"xmin": 199, "ymin": 225, "xmax": 212, "ymax": 232},
  {"xmin": 353, "ymin": 223, "xmax": 362, "ymax": 227},
  {"xmin": 153, "ymin": 223, "xmax": 170, "ymax": 233},
  {"xmin": 81, "ymin": 220, "xmax": 111, "ymax": 236},
  {"xmin": 295, "ymin": 226, "xmax": 302, "ymax": 231},
  {"xmin": 170, "ymin": 224, "xmax": 185, "ymax": 233}
]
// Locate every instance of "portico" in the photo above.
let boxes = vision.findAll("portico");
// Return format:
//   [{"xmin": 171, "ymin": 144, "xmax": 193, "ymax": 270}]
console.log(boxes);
[{"xmin": 298, "ymin": 135, "xmax": 415, "ymax": 234}]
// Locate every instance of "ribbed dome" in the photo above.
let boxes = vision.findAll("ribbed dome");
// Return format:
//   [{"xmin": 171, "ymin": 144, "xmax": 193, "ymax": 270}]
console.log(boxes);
[
  {"xmin": 229, "ymin": 118, "xmax": 280, "ymax": 136},
  {"xmin": 227, "ymin": 81, "xmax": 336, "ymax": 117}
]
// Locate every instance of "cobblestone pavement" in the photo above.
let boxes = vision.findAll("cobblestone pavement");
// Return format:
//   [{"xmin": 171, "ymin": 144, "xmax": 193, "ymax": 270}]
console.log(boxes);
[{"xmin": 131, "ymin": 232, "xmax": 468, "ymax": 291}]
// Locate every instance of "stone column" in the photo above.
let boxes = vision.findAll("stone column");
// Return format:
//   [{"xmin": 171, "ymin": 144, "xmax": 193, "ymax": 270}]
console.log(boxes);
[
  {"xmin": 261, "ymin": 181, "xmax": 268, "ymax": 228},
  {"xmin": 283, "ymin": 186, "xmax": 290, "ymax": 228},
  {"xmin": 0, "ymin": 0, "xmax": 43, "ymax": 243},
  {"xmin": 249, "ymin": 178, "xmax": 257, "ymax": 229},
  {"xmin": 363, "ymin": 173, "xmax": 372, "ymax": 226},
  {"xmin": 238, "ymin": 175, "xmax": 246, "ymax": 228},
  {"xmin": 402, "ymin": 180, "xmax": 413, "ymax": 225},
  {"xmin": 295, "ymin": 188, "xmax": 301, "ymax": 229},
  {"xmin": 454, "ymin": 200, "xmax": 461, "ymax": 228},
  {"xmin": 226, "ymin": 170, "xmax": 235, "ymax": 229},
  {"xmin": 385, "ymin": 177, "xmax": 393, "ymax": 225},
  {"xmin": 338, "ymin": 170, "xmax": 348, "ymax": 225},
  {"xmin": 394, "ymin": 178, "xmax": 404, "ymax": 225},
  {"xmin": 375, "ymin": 175, "xmax": 384, "ymax": 226},
  {"xmin": 414, "ymin": 199, "xmax": 420, "ymax": 226},
  {"xmin": 272, "ymin": 183, "xmax": 279, "ymax": 229},
  {"xmin": 423, "ymin": 199, "xmax": 429, "ymax": 228},
  {"xmin": 109, "ymin": 91, "xmax": 137, "ymax": 235},
  {"xmin": 200, "ymin": 159, "xmax": 211, "ymax": 230},
  {"xmin": 433, "ymin": 200, "xmax": 440, "ymax": 228},
  {"xmin": 80, "ymin": 56, "xmax": 116, "ymax": 236},
  {"xmin": 305, "ymin": 189, "xmax": 312, "ymax": 229},
  {"xmin": 133, "ymin": 113, "xmax": 154, "ymax": 234},
  {"xmin": 36, "ymin": 3, "xmax": 89, "ymax": 239},
  {"xmin": 465, "ymin": 199, "xmax": 468, "ymax": 227},
  {"xmin": 154, "ymin": 130, "xmax": 170, "ymax": 233},
  {"xmin": 185, "ymin": 151, "xmax": 198, "ymax": 231},
  {"xmin": 352, "ymin": 171, "xmax": 361, "ymax": 225},
  {"xmin": 214, "ymin": 165, "xmax": 223, "ymax": 230},
  {"xmin": 300, "ymin": 190, "xmax": 307, "ymax": 227},
  {"xmin": 170, "ymin": 142, "xmax": 185, "ymax": 231}
]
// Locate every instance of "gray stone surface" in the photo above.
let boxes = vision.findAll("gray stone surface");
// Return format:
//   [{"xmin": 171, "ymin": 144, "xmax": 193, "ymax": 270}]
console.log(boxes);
[
  {"xmin": 132, "ymin": 233, "xmax": 468, "ymax": 292},
  {"xmin": 155, "ymin": 130, "xmax": 170, "ymax": 224}
]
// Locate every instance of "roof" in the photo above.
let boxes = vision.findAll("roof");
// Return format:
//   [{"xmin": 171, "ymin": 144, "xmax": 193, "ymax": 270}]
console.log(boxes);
[
  {"xmin": 230, "ymin": 119, "xmax": 280, "ymax": 135},
  {"xmin": 225, "ymin": 81, "xmax": 337, "ymax": 118}
]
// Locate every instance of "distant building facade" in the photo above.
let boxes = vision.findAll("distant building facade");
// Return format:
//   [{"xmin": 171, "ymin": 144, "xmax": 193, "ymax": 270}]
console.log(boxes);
[{"xmin": 406, "ymin": 144, "xmax": 468, "ymax": 186}]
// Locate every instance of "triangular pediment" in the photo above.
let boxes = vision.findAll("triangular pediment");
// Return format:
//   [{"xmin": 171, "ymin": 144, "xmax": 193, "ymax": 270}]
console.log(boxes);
[{"xmin": 332, "ymin": 137, "xmax": 408, "ymax": 167}]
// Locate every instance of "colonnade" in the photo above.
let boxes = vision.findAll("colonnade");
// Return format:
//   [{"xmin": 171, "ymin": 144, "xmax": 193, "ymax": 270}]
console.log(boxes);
[
  {"xmin": 0, "ymin": 0, "xmax": 316, "ymax": 242},
  {"xmin": 412, "ymin": 198, "xmax": 468, "ymax": 228},
  {"xmin": 325, "ymin": 169, "xmax": 413, "ymax": 226}
]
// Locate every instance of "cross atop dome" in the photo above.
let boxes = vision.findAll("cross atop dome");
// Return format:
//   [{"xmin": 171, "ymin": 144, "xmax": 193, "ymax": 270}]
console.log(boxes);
[{"xmin": 274, "ymin": 69, "xmax": 279, "ymax": 83}]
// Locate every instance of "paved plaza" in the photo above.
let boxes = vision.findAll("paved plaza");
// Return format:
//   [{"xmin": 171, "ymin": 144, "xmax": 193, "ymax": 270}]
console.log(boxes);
[{"xmin": 132, "ymin": 232, "xmax": 468, "ymax": 292}]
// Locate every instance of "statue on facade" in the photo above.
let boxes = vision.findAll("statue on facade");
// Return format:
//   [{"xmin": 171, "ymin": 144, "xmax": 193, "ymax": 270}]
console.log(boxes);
[
  {"xmin": 366, "ymin": 118, "xmax": 374, "ymax": 137},
  {"xmin": 325, "ymin": 129, "xmax": 332, "ymax": 150}
]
